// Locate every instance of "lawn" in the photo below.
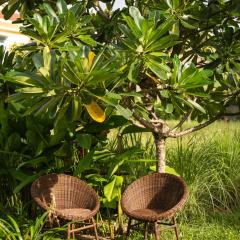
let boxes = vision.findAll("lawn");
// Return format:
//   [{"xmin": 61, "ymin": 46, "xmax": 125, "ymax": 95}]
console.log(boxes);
[{"xmin": 1, "ymin": 120, "xmax": 240, "ymax": 239}]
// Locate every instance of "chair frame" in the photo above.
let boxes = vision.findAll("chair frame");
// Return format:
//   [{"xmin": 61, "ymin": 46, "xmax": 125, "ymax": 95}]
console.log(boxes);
[
  {"xmin": 31, "ymin": 174, "xmax": 100, "ymax": 240},
  {"xmin": 125, "ymin": 216, "xmax": 180, "ymax": 240},
  {"xmin": 67, "ymin": 218, "xmax": 99, "ymax": 240},
  {"xmin": 121, "ymin": 173, "xmax": 188, "ymax": 240}
]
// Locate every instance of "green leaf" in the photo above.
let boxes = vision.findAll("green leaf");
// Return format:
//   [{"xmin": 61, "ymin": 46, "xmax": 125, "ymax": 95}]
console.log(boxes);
[
  {"xmin": 74, "ymin": 150, "xmax": 95, "ymax": 176},
  {"xmin": 116, "ymin": 105, "xmax": 132, "ymax": 119},
  {"xmin": 76, "ymin": 134, "xmax": 92, "ymax": 149},
  {"xmin": 164, "ymin": 0, "xmax": 172, "ymax": 8},
  {"xmin": 165, "ymin": 103, "xmax": 174, "ymax": 113},
  {"xmin": 180, "ymin": 19, "xmax": 197, "ymax": 29},
  {"xmin": 13, "ymin": 173, "xmax": 40, "ymax": 194},
  {"xmin": 4, "ymin": 72, "xmax": 44, "ymax": 87},
  {"xmin": 129, "ymin": 6, "xmax": 145, "ymax": 31},
  {"xmin": 78, "ymin": 35, "xmax": 98, "ymax": 47},
  {"xmin": 43, "ymin": 46, "xmax": 51, "ymax": 71},
  {"xmin": 150, "ymin": 165, "xmax": 180, "ymax": 176},
  {"xmin": 108, "ymin": 159, "xmax": 125, "ymax": 178},
  {"xmin": 128, "ymin": 59, "xmax": 141, "ymax": 82},
  {"xmin": 145, "ymin": 60, "xmax": 169, "ymax": 80},
  {"xmin": 16, "ymin": 87, "xmax": 44, "ymax": 94},
  {"xmin": 122, "ymin": 15, "xmax": 142, "ymax": 38},
  {"xmin": 187, "ymin": 99, "xmax": 206, "ymax": 114},
  {"xmin": 104, "ymin": 175, "xmax": 123, "ymax": 202},
  {"xmin": 43, "ymin": 3, "xmax": 59, "ymax": 20},
  {"xmin": 32, "ymin": 53, "xmax": 44, "ymax": 69},
  {"xmin": 121, "ymin": 125, "xmax": 151, "ymax": 135},
  {"xmin": 147, "ymin": 17, "xmax": 176, "ymax": 46},
  {"xmin": 56, "ymin": 0, "xmax": 68, "ymax": 14},
  {"xmin": 148, "ymin": 34, "xmax": 180, "ymax": 51},
  {"xmin": 172, "ymin": 0, "xmax": 180, "ymax": 8},
  {"xmin": 172, "ymin": 54, "xmax": 181, "ymax": 84}
]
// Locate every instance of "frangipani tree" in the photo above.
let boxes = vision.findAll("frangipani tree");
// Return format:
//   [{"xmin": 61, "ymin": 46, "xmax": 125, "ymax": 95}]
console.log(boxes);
[
  {"xmin": 1, "ymin": 0, "xmax": 240, "ymax": 174},
  {"xmin": 110, "ymin": 2, "xmax": 240, "ymax": 172}
]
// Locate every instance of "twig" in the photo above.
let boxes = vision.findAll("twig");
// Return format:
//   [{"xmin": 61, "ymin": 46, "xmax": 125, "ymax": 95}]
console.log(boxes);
[{"xmin": 172, "ymin": 108, "xmax": 193, "ymax": 131}]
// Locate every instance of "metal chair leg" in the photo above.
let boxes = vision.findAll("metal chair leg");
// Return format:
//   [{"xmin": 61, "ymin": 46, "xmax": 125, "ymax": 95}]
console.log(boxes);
[
  {"xmin": 173, "ymin": 217, "xmax": 180, "ymax": 240},
  {"xmin": 144, "ymin": 222, "xmax": 148, "ymax": 240},
  {"xmin": 154, "ymin": 222, "xmax": 160, "ymax": 240},
  {"xmin": 92, "ymin": 217, "xmax": 99, "ymax": 240},
  {"xmin": 125, "ymin": 218, "xmax": 132, "ymax": 240}
]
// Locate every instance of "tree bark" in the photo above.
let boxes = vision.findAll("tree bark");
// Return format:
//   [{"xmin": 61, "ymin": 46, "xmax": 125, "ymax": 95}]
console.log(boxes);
[{"xmin": 153, "ymin": 133, "xmax": 166, "ymax": 173}]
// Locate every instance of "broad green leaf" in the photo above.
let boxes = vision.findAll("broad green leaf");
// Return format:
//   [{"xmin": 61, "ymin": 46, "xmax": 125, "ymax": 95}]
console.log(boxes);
[
  {"xmin": 119, "ymin": 23, "xmax": 136, "ymax": 40},
  {"xmin": 121, "ymin": 125, "xmax": 151, "ymax": 135},
  {"xmin": 108, "ymin": 159, "xmax": 125, "ymax": 178},
  {"xmin": 78, "ymin": 35, "xmax": 98, "ymax": 47},
  {"xmin": 145, "ymin": 60, "xmax": 169, "ymax": 80},
  {"xmin": 187, "ymin": 99, "xmax": 206, "ymax": 113},
  {"xmin": 116, "ymin": 105, "xmax": 132, "ymax": 119},
  {"xmin": 74, "ymin": 150, "xmax": 95, "ymax": 176},
  {"xmin": 13, "ymin": 173, "xmax": 41, "ymax": 194},
  {"xmin": 172, "ymin": 0, "xmax": 180, "ymax": 8},
  {"xmin": 71, "ymin": 96, "xmax": 80, "ymax": 121},
  {"xmin": 3, "ymin": 72, "xmax": 44, "ymax": 87},
  {"xmin": 128, "ymin": 59, "xmax": 141, "ymax": 82},
  {"xmin": 104, "ymin": 175, "xmax": 123, "ymax": 202},
  {"xmin": 150, "ymin": 165, "xmax": 180, "ymax": 176},
  {"xmin": 147, "ymin": 17, "xmax": 176, "ymax": 47},
  {"xmin": 180, "ymin": 19, "xmax": 197, "ymax": 29},
  {"xmin": 43, "ymin": 46, "xmax": 51, "ymax": 71},
  {"xmin": 148, "ymin": 34, "xmax": 180, "ymax": 51},
  {"xmin": 43, "ymin": 3, "xmax": 59, "ymax": 20},
  {"xmin": 164, "ymin": 0, "xmax": 172, "ymax": 8},
  {"xmin": 16, "ymin": 87, "xmax": 44, "ymax": 94},
  {"xmin": 32, "ymin": 53, "xmax": 44, "ymax": 69},
  {"xmin": 56, "ymin": 0, "xmax": 68, "ymax": 14},
  {"xmin": 165, "ymin": 103, "xmax": 174, "ymax": 113},
  {"xmin": 76, "ymin": 134, "xmax": 92, "ymax": 149},
  {"xmin": 129, "ymin": 6, "xmax": 145, "ymax": 31},
  {"xmin": 122, "ymin": 15, "xmax": 142, "ymax": 38},
  {"xmin": 172, "ymin": 54, "xmax": 181, "ymax": 83}
]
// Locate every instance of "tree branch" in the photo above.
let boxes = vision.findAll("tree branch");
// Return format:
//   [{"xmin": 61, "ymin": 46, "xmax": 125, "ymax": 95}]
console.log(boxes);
[
  {"xmin": 172, "ymin": 109, "xmax": 193, "ymax": 131},
  {"xmin": 129, "ymin": 118, "xmax": 146, "ymax": 129},
  {"xmin": 168, "ymin": 116, "xmax": 219, "ymax": 138},
  {"xmin": 169, "ymin": 111, "xmax": 240, "ymax": 138},
  {"xmin": 132, "ymin": 111, "xmax": 157, "ymax": 131}
]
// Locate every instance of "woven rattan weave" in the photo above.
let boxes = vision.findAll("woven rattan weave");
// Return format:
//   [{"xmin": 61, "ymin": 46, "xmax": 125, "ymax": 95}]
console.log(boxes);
[
  {"xmin": 31, "ymin": 174, "xmax": 100, "ymax": 239},
  {"xmin": 121, "ymin": 173, "xmax": 188, "ymax": 240}
]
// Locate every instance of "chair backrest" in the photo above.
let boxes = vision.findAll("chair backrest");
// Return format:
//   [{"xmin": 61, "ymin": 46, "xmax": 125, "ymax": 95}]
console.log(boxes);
[
  {"xmin": 31, "ymin": 174, "xmax": 99, "ymax": 211},
  {"xmin": 121, "ymin": 173, "xmax": 188, "ymax": 218}
]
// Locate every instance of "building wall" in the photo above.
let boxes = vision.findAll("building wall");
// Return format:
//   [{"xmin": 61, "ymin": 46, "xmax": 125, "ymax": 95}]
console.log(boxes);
[{"xmin": 0, "ymin": 11, "xmax": 29, "ymax": 48}]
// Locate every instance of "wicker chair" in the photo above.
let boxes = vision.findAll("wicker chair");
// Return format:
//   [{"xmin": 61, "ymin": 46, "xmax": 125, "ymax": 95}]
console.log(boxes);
[
  {"xmin": 31, "ymin": 174, "xmax": 100, "ymax": 239},
  {"xmin": 121, "ymin": 173, "xmax": 188, "ymax": 240}
]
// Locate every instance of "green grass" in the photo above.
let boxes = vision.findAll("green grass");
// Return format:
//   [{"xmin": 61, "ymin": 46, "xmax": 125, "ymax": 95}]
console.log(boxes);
[
  {"xmin": 114, "ymin": 120, "xmax": 240, "ymax": 239},
  {"xmin": 1, "ymin": 120, "xmax": 239, "ymax": 239},
  {"xmin": 124, "ymin": 213, "xmax": 240, "ymax": 240}
]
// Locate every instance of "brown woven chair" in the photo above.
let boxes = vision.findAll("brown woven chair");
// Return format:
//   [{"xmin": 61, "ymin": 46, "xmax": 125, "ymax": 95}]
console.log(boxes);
[
  {"xmin": 121, "ymin": 173, "xmax": 188, "ymax": 240},
  {"xmin": 31, "ymin": 174, "xmax": 100, "ymax": 239}
]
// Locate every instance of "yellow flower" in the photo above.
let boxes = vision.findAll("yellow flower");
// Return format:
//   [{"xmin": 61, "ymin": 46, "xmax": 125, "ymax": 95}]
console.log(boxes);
[{"xmin": 85, "ymin": 101, "xmax": 106, "ymax": 123}]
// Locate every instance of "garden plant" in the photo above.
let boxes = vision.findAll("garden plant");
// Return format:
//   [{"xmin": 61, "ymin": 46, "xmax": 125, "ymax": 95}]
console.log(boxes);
[{"xmin": 0, "ymin": 0, "xmax": 239, "ymax": 239}]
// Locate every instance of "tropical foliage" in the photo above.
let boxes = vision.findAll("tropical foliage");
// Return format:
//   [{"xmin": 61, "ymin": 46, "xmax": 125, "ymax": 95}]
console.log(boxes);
[{"xmin": 0, "ymin": 0, "xmax": 239, "ymax": 239}]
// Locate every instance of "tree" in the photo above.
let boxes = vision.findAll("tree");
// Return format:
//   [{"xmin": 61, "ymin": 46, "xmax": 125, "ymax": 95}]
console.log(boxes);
[{"xmin": 1, "ymin": 0, "xmax": 240, "ymax": 173}]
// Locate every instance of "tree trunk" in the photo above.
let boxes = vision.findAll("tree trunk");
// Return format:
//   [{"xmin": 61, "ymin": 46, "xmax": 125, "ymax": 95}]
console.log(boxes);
[{"xmin": 153, "ymin": 133, "xmax": 166, "ymax": 173}]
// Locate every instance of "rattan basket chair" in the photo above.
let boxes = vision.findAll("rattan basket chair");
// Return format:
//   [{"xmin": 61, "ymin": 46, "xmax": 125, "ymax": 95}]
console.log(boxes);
[
  {"xmin": 31, "ymin": 174, "xmax": 100, "ymax": 239},
  {"xmin": 121, "ymin": 173, "xmax": 188, "ymax": 240}
]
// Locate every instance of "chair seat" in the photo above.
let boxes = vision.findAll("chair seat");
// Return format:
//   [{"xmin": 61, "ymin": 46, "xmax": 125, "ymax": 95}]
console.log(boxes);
[
  {"xmin": 56, "ymin": 208, "xmax": 92, "ymax": 220},
  {"xmin": 130, "ymin": 208, "xmax": 165, "ymax": 221}
]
